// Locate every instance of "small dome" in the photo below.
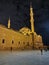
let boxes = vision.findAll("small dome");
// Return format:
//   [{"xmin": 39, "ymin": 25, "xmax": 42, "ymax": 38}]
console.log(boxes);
[{"xmin": 19, "ymin": 27, "xmax": 31, "ymax": 35}]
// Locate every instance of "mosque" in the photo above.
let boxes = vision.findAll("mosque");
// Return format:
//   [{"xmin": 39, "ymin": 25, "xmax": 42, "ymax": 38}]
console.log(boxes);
[{"xmin": 0, "ymin": 4, "xmax": 43, "ymax": 50}]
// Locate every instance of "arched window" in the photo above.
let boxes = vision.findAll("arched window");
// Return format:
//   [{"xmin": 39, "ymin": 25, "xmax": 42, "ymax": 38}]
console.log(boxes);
[
  {"xmin": 23, "ymin": 42, "xmax": 25, "ymax": 44},
  {"xmin": 12, "ymin": 40, "xmax": 14, "ymax": 44},
  {"xmin": 19, "ymin": 41, "xmax": 20, "ymax": 44},
  {"xmin": 2, "ymin": 39, "xmax": 5, "ymax": 44}
]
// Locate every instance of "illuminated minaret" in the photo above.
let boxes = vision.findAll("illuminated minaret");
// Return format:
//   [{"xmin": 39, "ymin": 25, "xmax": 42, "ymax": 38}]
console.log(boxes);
[
  {"xmin": 30, "ymin": 3, "xmax": 34, "ymax": 33},
  {"xmin": 8, "ymin": 17, "xmax": 10, "ymax": 29}
]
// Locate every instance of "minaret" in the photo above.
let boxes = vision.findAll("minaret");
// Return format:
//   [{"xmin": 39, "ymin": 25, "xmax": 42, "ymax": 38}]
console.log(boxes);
[
  {"xmin": 30, "ymin": 3, "xmax": 34, "ymax": 33},
  {"xmin": 8, "ymin": 17, "xmax": 10, "ymax": 29}
]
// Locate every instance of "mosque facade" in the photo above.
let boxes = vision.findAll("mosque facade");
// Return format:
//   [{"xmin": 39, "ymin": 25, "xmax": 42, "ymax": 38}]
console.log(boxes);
[{"xmin": 0, "ymin": 4, "xmax": 43, "ymax": 50}]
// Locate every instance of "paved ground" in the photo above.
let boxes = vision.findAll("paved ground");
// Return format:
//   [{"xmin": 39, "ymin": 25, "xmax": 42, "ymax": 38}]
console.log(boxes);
[{"xmin": 0, "ymin": 50, "xmax": 49, "ymax": 65}]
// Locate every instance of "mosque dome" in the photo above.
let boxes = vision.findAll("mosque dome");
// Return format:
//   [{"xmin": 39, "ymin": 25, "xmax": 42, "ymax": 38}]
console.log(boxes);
[{"xmin": 19, "ymin": 27, "xmax": 31, "ymax": 35}]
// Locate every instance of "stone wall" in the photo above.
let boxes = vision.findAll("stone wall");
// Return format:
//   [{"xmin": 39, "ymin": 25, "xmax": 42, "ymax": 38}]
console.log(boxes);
[
  {"xmin": 0, "ymin": 26, "xmax": 33, "ymax": 50},
  {"xmin": 0, "ymin": 26, "xmax": 43, "ymax": 50}
]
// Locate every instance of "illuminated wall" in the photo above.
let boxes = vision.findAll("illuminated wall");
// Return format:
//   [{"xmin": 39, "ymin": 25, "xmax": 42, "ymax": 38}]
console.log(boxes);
[{"xmin": 0, "ymin": 25, "xmax": 33, "ymax": 50}]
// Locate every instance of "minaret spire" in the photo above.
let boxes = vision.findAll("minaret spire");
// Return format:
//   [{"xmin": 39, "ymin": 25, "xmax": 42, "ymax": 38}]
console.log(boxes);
[
  {"xmin": 30, "ymin": 2, "xmax": 34, "ymax": 33},
  {"xmin": 8, "ymin": 17, "xmax": 10, "ymax": 29}
]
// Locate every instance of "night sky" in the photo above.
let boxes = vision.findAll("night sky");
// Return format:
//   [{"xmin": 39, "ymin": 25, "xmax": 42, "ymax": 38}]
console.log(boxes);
[{"xmin": 0, "ymin": 0, "xmax": 49, "ymax": 45}]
